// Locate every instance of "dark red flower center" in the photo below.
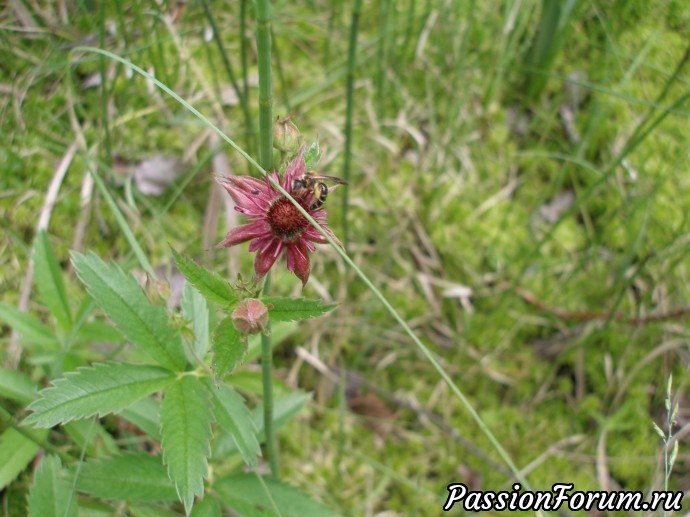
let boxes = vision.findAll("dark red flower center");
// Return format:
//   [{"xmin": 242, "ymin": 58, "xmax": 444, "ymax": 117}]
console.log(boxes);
[{"xmin": 267, "ymin": 197, "xmax": 309, "ymax": 241}]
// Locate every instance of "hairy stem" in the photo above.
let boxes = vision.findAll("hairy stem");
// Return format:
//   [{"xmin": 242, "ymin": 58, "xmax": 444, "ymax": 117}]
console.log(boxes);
[
  {"xmin": 255, "ymin": 0, "xmax": 278, "ymax": 479},
  {"xmin": 342, "ymin": 0, "xmax": 363, "ymax": 248},
  {"xmin": 256, "ymin": 0, "xmax": 273, "ymax": 168},
  {"xmin": 260, "ymin": 273, "xmax": 277, "ymax": 478}
]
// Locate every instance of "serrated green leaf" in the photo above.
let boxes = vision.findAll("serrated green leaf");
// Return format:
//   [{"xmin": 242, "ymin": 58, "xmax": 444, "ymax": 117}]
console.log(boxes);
[
  {"xmin": 33, "ymin": 231, "xmax": 72, "ymax": 331},
  {"xmin": 252, "ymin": 391, "xmax": 312, "ymax": 442},
  {"xmin": 28, "ymin": 456, "xmax": 77, "ymax": 517},
  {"xmin": 303, "ymin": 140, "xmax": 320, "ymax": 170},
  {"xmin": 24, "ymin": 362, "xmax": 174, "ymax": 428},
  {"xmin": 0, "ymin": 366, "xmax": 37, "ymax": 404},
  {"xmin": 0, "ymin": 303, "xmax": 59, "ymax": 348},
  {"xmin": 0, "ymin": 426, "xmax": 49, "ymax": 490},
  {"xmin": 172, "ymin": 250, "xmax": 236, "ymax": 308},
  {"xmin": 71, "ymin": 252, "xmax": 186, "ymax": 371},
  {"xmin": 160, "ymin": 376, "xmax": 214, "ymax": 514},
  {"xmin": 204, "ymin": 379, "xmax": 259, "ymax": 467},
  {"xmin": 181, "ymin": 283, "xmax": 210, "ymax": 358},
  {"xmin": 119, "ymin": 397, "xmax": 161, "ymax": 440},
  {"xmin": 189, "ymin": 497, "xmax": 221, "ymax": 517},
  {"xmin": 212, "ymin": 317, "xmax": 248, "ymax": 379},
  {"xmin": 74, "ymin": 453, "xmax": 178, "ymax": 501},
  {"xmin": 215, "ymin": 474, "xmax": 337, "ymax": 517},
  {"xmin": 263, "ymin": 297, "xmax": 336, "ymax": 323}
]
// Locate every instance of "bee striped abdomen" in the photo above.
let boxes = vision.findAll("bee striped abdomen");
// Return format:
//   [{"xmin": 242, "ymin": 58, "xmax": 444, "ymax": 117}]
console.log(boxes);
[{"xmin": 310, "ymin": 183, "xmax": 329, "ymax": 210}]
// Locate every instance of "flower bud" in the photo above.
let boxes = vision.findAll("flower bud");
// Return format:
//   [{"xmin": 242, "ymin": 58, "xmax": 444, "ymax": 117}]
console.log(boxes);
[
  {"xmin": 232, "ymin": 298, "xmax": 269, "ymax": 334},
  {"xmin": 273, "ymin": 116, "xmax": 301, "ymax": 154}
]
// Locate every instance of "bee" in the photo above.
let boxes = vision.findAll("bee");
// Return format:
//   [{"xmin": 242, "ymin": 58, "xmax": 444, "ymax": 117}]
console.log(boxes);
[{"xmin": 292, "ymin": 171, "xmax": 347, "ymax": 210}]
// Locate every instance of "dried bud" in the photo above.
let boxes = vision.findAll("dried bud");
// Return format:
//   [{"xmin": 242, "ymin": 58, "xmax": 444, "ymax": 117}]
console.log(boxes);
[
  {"xmin": 273, "ymin": 116, "xmax": 301, "ymax": 153},
  {"xmin": 232, "ymin": 298, "xmax": 269, "ymax": 334}
]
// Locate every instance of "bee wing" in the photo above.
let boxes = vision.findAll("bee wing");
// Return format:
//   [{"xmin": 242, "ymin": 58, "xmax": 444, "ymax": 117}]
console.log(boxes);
[{"xmin": 312, "ymin": 175, "xmax": 348, "ymax": 185}]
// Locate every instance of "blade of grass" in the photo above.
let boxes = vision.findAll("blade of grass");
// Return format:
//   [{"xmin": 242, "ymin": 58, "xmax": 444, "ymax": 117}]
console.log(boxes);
[{"xmin": 86, "ymin": 158, "xmax": 157, "ymax": 279}]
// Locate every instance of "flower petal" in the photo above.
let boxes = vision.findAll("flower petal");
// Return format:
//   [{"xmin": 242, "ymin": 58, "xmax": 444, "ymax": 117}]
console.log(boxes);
[
  {"xmin": 254, "ymin": 238, "xmax": 283, "ymax": 279},
  {"xmin": 248, "ymin": 234, "xmax": 275, "ymax": 253},
  {"xmin": 286, "ymin": 240, "xmax": 311, "ymax": 287},
  {"xmin": 303, "ymin": 225, "xmax": 342, "ymax": 247},
  {"xmin": 216, "ymin": 222, "xmax": 270, "ymax": 248},
  {"xmin": 282, "ymin": 147, "xmax": 306, "ymax": 192},
  {"xmin": 215, "ymin": 175, "xmax": 273, "ymax": 213}
]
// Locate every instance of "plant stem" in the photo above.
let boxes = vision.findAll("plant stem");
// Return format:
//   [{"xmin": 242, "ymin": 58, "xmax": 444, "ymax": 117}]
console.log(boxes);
[
  {"xmin": 342, "ymin": 0, "xmax": 363, "ymax": 248},
  {"xmin": 260, "ymin": 273, "xmax": 278, "ymax": 478},
  {"xmin": 255, "ymin": 0, "xmax": 277, "ymax": 479},
  {"xmin": 256, "ymin": 0, "xmax": 273, "ymax": 168},
  {"xmin": 240, "ymin": 0, "xmax": 252, "ymax": 154}
]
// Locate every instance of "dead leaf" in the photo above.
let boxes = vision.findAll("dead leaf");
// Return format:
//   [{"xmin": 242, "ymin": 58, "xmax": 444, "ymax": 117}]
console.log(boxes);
[
  {"xmin": 538, "ymin": 190, "xmax": 574, "ymax": 224},
  {"xmin": 133, "ymin": 154, "xmax": 184, "ymax": 196},
  {"xmin": 348, "ymin": 392, "xmax": 396, "ymax": 437}
]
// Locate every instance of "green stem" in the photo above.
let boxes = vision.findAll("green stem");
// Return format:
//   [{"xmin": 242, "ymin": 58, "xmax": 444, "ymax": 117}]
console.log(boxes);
[
  {"xmin": 255, "ymin": 0, "xmax": 277, "ymax": 479},
  {"xmin": 240, "ymin": 0, "xmax": 252, "ymax": 155},
  {"xmin": 260, "ymin": 273, "xmax": 278, "ymax": 478},
  {"xmin": 256, "ymin": 0, "xmax": 273, "ymax": 169},
  {"xmin": 342, "ymin": 0, "xmax": 363, "ymax": 248}
]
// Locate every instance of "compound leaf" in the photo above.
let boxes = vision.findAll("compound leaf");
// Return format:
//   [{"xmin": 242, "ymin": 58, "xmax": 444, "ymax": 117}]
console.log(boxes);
[
  {"xmin": 215, "ymin": 473, "xmax": 337, "ymax": 517},
  {"xmin": 160, "ymin": 376, "xmax": 213, "ymax": 514},
  {"xmin": 72, "ymin": 252, "xmax": 186, "ymax": 371},
  {"xmin": 172, "ymin": 250, "xmax": 236, "ymax": 308},
  {"xmin": 24, "ymin": 362, "xmax": 174, "ymax": 428},
  {"xmin": 74, "ymin": 453, "xmax": 178, "ymax": 501},
  {"xmin": 212, "ymin": 317, "xmax": 247, "ymax": 379},
  {"xmin": 27, "ymin": 456, "xmax": 77, "ymax": 517},
  {"xmin": 204, "ymin": 380, "xmax": 259, "ymax": 468},
  {"xmin": 263, "ymin": 296, "xmax": 336, "ymax": 323}
]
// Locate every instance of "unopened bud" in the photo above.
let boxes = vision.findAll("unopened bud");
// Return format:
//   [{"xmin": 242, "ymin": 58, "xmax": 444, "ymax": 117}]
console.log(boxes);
[
  {"xmin": 232, "ymin": 298, "xmax": 269, "ymax": 334},
  {"xmin": 273, "ymin": 116, "xmax": 301, "ymax": 153}
]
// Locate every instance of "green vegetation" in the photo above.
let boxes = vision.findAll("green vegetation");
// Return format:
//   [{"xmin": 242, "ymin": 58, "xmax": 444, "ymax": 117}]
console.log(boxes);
[{"xmin": 2, "ymin": 0, "xmax": 690, "ymax": 515}]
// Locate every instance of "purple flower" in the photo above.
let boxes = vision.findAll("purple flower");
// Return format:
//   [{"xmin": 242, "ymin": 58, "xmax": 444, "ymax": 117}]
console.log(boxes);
[{"xmin": 216, "ymin": 149, "xmax": 340, "ymax": 286}]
